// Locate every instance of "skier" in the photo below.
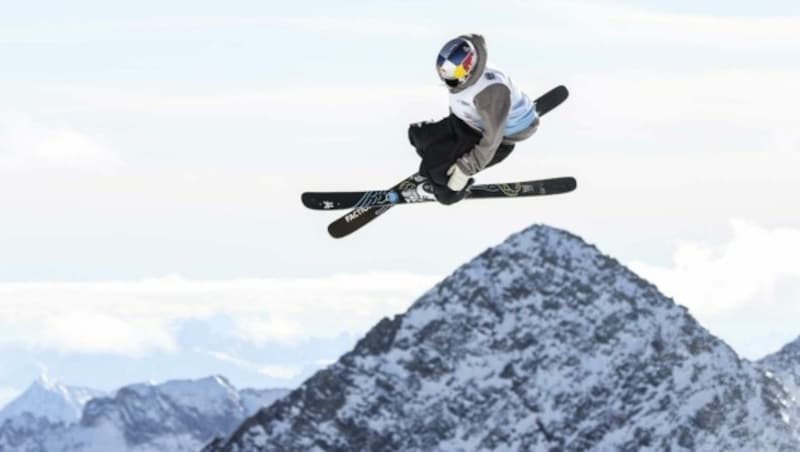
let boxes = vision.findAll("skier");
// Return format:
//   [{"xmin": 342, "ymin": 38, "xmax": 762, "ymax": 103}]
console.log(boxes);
[
  {"xmin": 301, "ymin": 35, "xmax": 571, "ymax": 237},
  {"xmin": 408, "ymin": 34, "xmax": 540, "ymax": 205}
]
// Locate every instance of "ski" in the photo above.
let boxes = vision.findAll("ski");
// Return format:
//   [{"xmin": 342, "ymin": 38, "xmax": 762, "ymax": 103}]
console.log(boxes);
[
  {"xmin": 303, "ymin": 176, "xmax": 576, "ymax": 211},
  {"xmin": 325, "ymin": 85, "xmax": 570, "ymax": 239},
  {"xmin": 533, "ymin": 85, "xmax": 568, "ymax": 117},
  {"xmin": 326, "ymin": 174, "xmax": 419, "ymax": 239}
]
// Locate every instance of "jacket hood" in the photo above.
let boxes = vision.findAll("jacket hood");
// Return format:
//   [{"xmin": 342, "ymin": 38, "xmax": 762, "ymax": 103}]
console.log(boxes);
[{"xmin": 448, "ymin": 33, "xmax": 488, "ymax": 94}]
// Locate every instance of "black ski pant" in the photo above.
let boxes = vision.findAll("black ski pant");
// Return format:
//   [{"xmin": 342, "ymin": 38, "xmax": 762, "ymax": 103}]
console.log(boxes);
[{"xmin": 408, "ymin": 114, "xmax": 514, "ymax": 204}]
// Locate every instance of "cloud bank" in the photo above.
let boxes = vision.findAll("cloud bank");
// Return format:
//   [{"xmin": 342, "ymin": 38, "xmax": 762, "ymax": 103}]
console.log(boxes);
[
  {"xmin": 0, "ymin": 113, "xmax": 120, "ymax": 172},
  {"xmin": 632, "ymin": 220, "xmax": 800, "ymax": 317},
  {"xmin": 0, "ymin": 273, "xmax": 440, "ymax": 356},
  {"xmin": 631, "ymin": 220, "xmax": 800, "ymax": 358}
]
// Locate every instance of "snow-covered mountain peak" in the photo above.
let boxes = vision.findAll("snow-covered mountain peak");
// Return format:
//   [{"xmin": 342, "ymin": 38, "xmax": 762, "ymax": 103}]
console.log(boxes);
[
  {"xmin": 504, "ymin": 223, "xmax": 598, "ymax": 257},
  {"xmin": 35, "ymin": 372, "xmax": 56, "ymax": 391},
  {"xmin": 206, "ymin": 224, "xmax": 800, "ymax": 452},
  {"xmin": 117, "ymin": 375, "xmax": 235, "ymax": 398},
  {"xmin": 159, "ymin": 375, "xmax": 241, "ymax": 413},
  {"xmin": 0, "ymin": 374, "xmax": 103, "ymax": 424}
]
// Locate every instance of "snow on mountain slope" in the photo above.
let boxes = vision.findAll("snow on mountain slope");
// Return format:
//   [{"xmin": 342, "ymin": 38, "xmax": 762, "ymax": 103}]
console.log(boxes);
[
  {"xmin": 205, "ymin": 224, "xmax": 800, "ymax": 452},
  {"xmin": 0, "ymin": 376, "xmax": 289, "ymax": 452},
  {"xmin": 0, "ymin": 374, "xmax": 103, "ymax": 424},
  {"xmin": 760, "ymin": 336, "xmax": 800, "ymax": 402},
  {"xmin": 81, "ymin": 375, "xmax": 250, "ymax": 448}
]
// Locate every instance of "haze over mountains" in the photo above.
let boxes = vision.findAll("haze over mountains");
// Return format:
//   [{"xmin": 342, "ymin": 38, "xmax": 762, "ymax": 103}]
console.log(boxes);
[{"xmin": 0, "ymin": 375, "xmax": 287, "ymax": 452}]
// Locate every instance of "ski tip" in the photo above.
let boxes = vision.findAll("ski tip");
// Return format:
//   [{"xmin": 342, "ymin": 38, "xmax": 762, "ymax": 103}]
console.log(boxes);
[
  {"xmin": 538, "ymin": 176, "xmax": 576, "ymax": 194},
  {"xmin": 552, "ymin": 85, "xmax": 569, "ymax": 103},
  {"xmin": 565, "ymin": 176, "xmax": 577, "ymax": 191},
  {"xmin": 537, "ymin": 176, "xmax": 577, "ymax": 192},
  {"xmin": 301, "ymin": 192, "xmax": 326, "ymax": 210},
  {"xmin": 535, "ymin": 86, "xmax": 570, "ymax": 117},
  {"xmin": 554, "ymin": 176, "xmax": 577, "ymax": 194},
  {"xmin": 327, "ymin": 224, "xmax": 348, "ymax": 239}
]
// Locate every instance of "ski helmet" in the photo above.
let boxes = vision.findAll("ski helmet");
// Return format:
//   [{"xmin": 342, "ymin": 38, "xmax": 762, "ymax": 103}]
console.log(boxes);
[{"xmin": 436, "ymin": 37, "xmax": 477, "ymax": 88}]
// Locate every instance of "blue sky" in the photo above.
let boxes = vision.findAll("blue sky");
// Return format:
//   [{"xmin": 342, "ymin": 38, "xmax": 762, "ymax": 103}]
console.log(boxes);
[{"xmin": 1, "ymin": 0, "xmax": 800, "ymax": 405}]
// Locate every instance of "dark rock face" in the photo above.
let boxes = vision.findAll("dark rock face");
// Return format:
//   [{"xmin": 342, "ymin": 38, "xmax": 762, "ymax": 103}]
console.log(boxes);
[{"xmin": 205, "ymin": 225, "xmax": 800, "ymax": 452}]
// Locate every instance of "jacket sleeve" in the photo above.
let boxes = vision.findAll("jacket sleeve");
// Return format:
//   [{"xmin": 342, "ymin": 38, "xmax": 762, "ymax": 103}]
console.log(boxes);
[{"xmin": 456, "ymin": 83, "xmax": 511, "ymax": 175}]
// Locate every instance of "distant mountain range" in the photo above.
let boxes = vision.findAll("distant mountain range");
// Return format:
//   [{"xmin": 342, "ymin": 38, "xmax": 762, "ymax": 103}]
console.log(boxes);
[
  {"xmin": 0, "ymin": 375, "xmax": 288, "ymax": 452},
  {"xmin": 0, "ymin": 374, "xmax": 103, "ymax": 425}
]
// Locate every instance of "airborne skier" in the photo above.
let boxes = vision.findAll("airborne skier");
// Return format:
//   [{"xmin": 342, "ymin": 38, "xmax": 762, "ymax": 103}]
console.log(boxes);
[
  {"xmin": 301, "ymin": 34, "xmax": 572, "ymax": 238},
  {"xmin": 409, "ymin": 34, "xmax": 541, "ymax": 205}
]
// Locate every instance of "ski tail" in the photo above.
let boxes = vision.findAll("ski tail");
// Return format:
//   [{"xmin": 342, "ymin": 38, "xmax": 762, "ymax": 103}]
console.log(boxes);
[
  {"xmin": 302, "ymin": 191, "xmax": 392, "ymax": 211},
  {"xmin": 468, "ymin": 177, "xmax": 576, "ymax": 199},
  {"xmin": 535, "ymin": 85, "xmax": 569, "ymax": 116}
]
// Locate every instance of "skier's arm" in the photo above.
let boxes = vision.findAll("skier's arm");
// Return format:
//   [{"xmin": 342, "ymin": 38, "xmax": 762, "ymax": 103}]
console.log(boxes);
[{"xmin": 456, "ymin": 83, "xmax": 511, "ymax": 175}]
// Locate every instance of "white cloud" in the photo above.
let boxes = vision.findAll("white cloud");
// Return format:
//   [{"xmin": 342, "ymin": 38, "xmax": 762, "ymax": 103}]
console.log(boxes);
[
  {"xmin": 233, "ymin": 315, "xmax": 306, "ymax": 346},
  {"xmin": 503, "ymin": 0, "xmax": 800, "ymax": 50},
  {"xmin": 565, "ymin": 69, "xmax": 800, "ymax": 134},
  {"xmin": 11, "ymin": 65, "xmax": 798, "ymax": 149},
  {"xmin": 0, "ymin": 113, "xmax": 120, "ymax": 172},
  {"xmin": 258, "ymin": 16, "xmax": 434, "ymax": 36},
  {"xmin": 0, "ymin": 15, "xmax": 436, "ymax": 42},
  {"xmin": 20, "ymin": 83, "xmax": 445, "ymax": 124},
  {"xmin": 630, "ymin": 220, "xmax": 800, "ymax": 359},
  {"xmin": 84, "ymin": 6, "xmax": 800, "ymax": 51},
  {"xmin": 0, "ymin": 273, "xmax": 440, "ymax": 356},
  {"xmin": 7, "ymin": 2, "xmax": 799, "ymax": 51},
  {"xmin": 0, "ymin": 387, "xmax": 20, "ymax": 410},
  {"xmin": 202, "ymin": 350, "xmax": 302, "ymax": 380},
  {"xmin": 597, "ymin": 7, "xmax": 800, "ymax": 50},
  {"xmin": 40, "ymin": 312, "xmax": 177, "ymax": 356},
  {"xmin": 312, "ymin": 358, "xmax": 336, "ymax": 367},
  {"xmin": 299, "ymin": 135, "xmax": 358, "ymax": 145},
  {"xmin": 631, "ymin": 219, "xmax": 800, "ymax": 317}
]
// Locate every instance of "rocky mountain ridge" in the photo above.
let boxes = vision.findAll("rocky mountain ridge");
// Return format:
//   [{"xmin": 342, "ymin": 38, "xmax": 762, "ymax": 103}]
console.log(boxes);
[
  {"xmin": 760, "ymin": 336, "xmax": 800, "ymax": 406},
  {"xmin": 204, "ymin": 225, "xmax": 800, "ymax": 452}
]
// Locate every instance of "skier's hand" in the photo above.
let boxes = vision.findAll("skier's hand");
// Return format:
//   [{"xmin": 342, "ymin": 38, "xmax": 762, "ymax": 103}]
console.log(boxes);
[{"xmin": 447, "ymin": 164, "xmax": 470, "ymax": 191}]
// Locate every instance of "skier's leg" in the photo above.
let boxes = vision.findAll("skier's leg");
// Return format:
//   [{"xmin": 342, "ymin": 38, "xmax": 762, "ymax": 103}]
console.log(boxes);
[
  {"xmin": 408, "ymin": 117, "xmax": 452, "ymax": 158},
  {"xmin": 409, "ymin": 117, "xmax": 464, "ymax": 188},
  {"xmin": 409, "ymin": 114, "xmax": 484, "ymax": 206}
]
